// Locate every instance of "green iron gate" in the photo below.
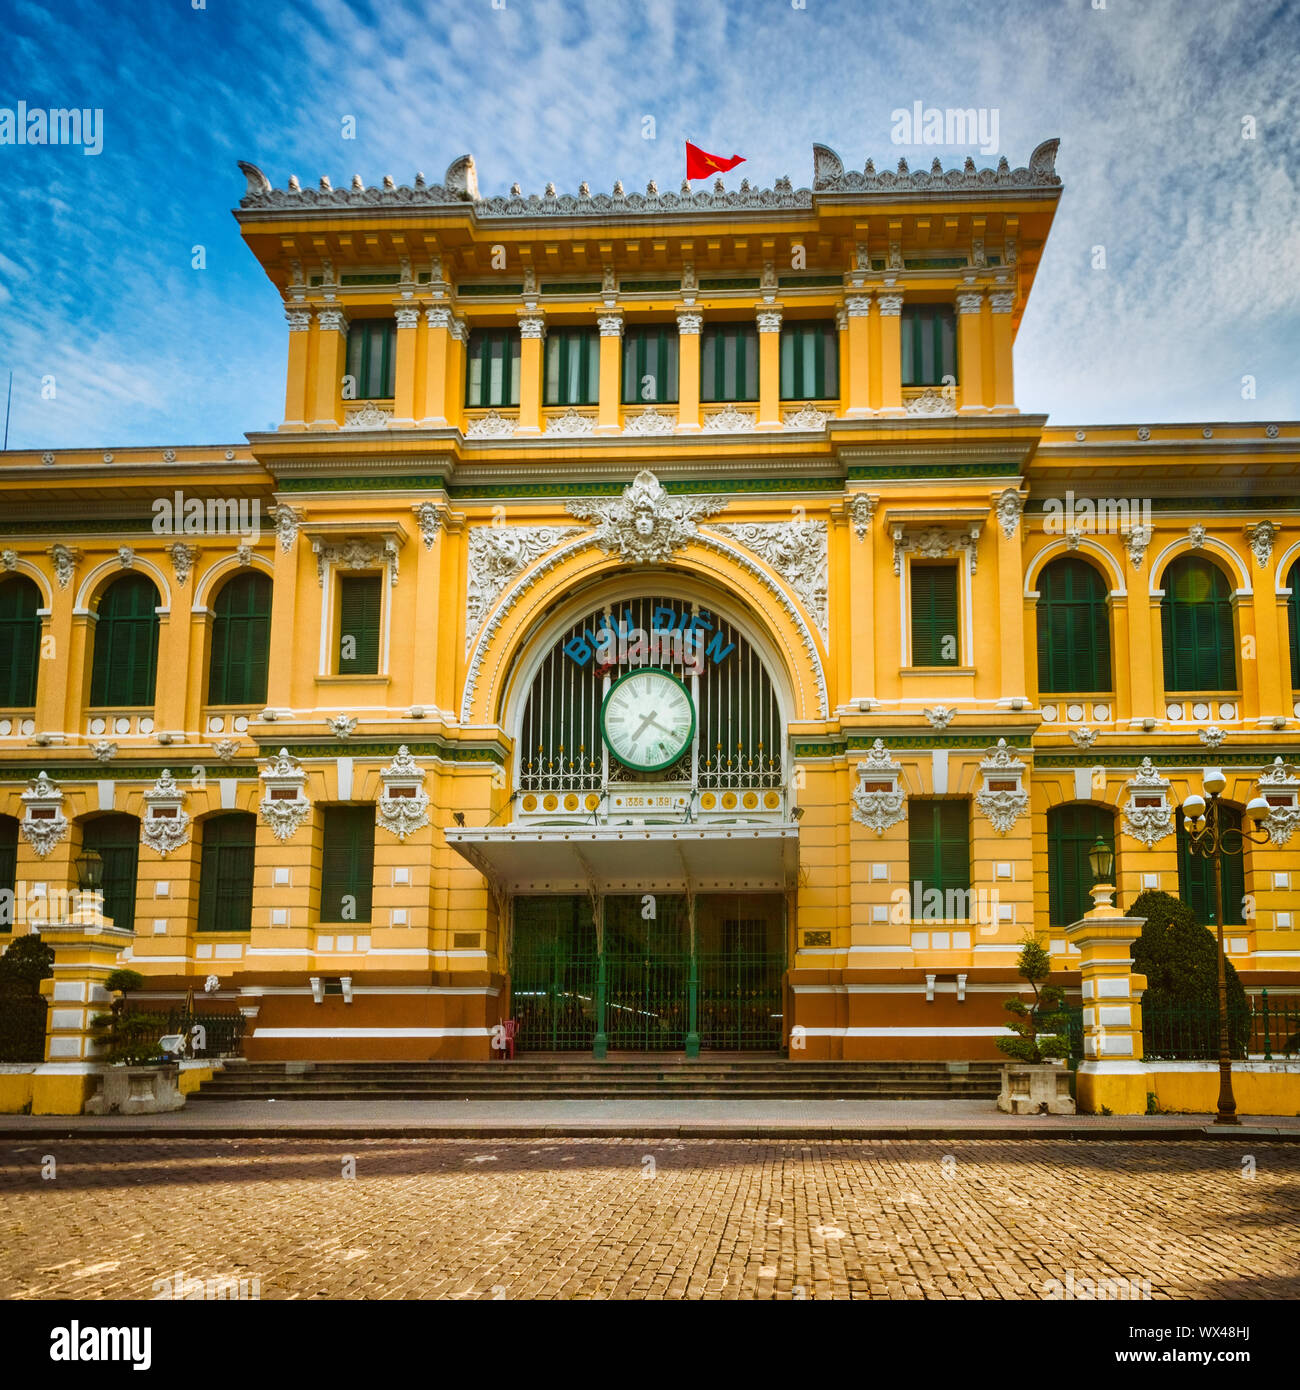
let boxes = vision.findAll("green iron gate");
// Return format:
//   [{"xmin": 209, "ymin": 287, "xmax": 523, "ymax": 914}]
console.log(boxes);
[
  {"xmin": 510, "ymin": 892, "xmax": 786, "ymax": 1054},
  {"xmin": 510, "ymin": 896, "xmax": 600, "ymax": 1051}
]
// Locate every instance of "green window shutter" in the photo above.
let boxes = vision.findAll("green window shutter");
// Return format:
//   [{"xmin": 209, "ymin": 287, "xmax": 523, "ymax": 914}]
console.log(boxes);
[
  {"xmin": 1177, "ymin": 804, "xmax": 1245, "ymax": 925},
  {"xmin": 901, "ymin": 306, "xmax": 957, "ymax": 387},
  {"xmin": 0, "ymin": 576, "xmax": 41, "ymax": 708},
  {"xmin": 910, "ymin": 564, "xmax": 959, "ymax": 666},
  {"xmin": 345, "ymin": 320, "xmax": 397, "ymax": 399},
  {"xmin": 701, "ymin": 324, "xmax": 758, "ymax": 402},
  {"xmin": 465, "ymin": 329, "xmax": 521, "ymax": 407},
  {"xmin": 909, "ymin": 800, "xmax": 971, "ymax": 912},
  {"xmin": 544, "ymin": 328, "xmax": 599, "ymax": 406},
  {"xmin": 337, "ymin": 574, "xmax": 382, "ymax": 675},
  {"xmin": 320, "ymin": 806, "xmax": 375, "ymax": 923},
  {"xmin": 0, "ymin": 816, "xmax": 17, "ymax": 932},
  {"xmin": 208, "ymin": 572, "xmax": 272, "ymax": 705},
  {"xmin": 89, "ymin": 576, "xmax": 160, "ymax": 707},
  {"xmin": 1161, "ymin": 557, "xmax": 1236, "ymax": 692},
  {"xmin": 1289, "ymin": 561, "xmax": 1300, "ymax": 689},
  {"xmin": 82, "ymin": 814, "xmax": 139, "ymax": 933},
  {"xmin": 1036, "ymin": 558, "xmax": 1112, "ymax": 693},
  {"xmin": 197, "ymin": 813, "xmax": 256, "ymax": 932},
  {"xmin": 621, "ymin": 327, "xmax": 678, "ymax": 404},
  {"xmin": 779, "ymin": 320, "xmax": 837, "ymax": 400},
  {"xmin": 1047, "ymin": 803, "xmax": 1116, "ymax": 926}
]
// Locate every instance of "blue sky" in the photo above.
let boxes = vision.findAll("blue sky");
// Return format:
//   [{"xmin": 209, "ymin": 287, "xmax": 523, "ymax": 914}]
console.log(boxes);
[{"xmin": 1, "ymin": 0, "xmax": 1298, "ymax": 449}]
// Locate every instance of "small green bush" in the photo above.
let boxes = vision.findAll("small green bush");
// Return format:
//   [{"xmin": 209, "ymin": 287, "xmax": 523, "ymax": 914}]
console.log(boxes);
[{"xmin": 996, "ymin": 936, "xmax": 1070, "ymax": 1063}]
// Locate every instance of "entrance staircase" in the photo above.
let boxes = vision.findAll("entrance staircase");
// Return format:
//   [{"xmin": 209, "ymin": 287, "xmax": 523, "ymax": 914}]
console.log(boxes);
[{"xmin": 190, "ymin": 1056, "xmax": 1004, "ymax": 1102}]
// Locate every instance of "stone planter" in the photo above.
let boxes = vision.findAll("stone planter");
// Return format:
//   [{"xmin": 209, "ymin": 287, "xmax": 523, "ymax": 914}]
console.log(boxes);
[
  {"xmin": 84, "ymin": 1063, "xmax": 185, "ymax": 1115},
  {"xmin": 997, "ymin": 1061, "xmax": 1075, "ymax": 1115}
]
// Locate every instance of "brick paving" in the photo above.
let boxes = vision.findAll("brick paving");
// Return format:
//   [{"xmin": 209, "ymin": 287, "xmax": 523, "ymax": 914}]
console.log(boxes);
[{"xmin": 1, "ymin": 1137, "xmax": 1297, "ymax": 1300}]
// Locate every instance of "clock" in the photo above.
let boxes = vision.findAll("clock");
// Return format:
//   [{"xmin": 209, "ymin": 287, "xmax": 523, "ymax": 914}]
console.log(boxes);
[{"xmin": 600, "ymin": 667, "xmax": 696, "ymax": 772}]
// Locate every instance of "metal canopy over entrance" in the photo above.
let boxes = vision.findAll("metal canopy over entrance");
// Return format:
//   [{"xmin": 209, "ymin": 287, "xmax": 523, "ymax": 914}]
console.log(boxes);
[{"xmin": 509, "ymin": 891, "xmax": 786, "ymax": 1055}]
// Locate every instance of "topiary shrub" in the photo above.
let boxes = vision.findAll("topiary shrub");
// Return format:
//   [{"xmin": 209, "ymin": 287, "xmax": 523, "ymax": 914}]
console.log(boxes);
[
  {"xmin": 996, "ymin": 936, "xmax": 1071, "ymax": 1063},
  {"xmin": 0, "ymin": 934, "xmax": 54, "ymax": 995},
  {"xmin": 1127, "ymin": 889, "xmax": 1249, "ymax": 1056}
]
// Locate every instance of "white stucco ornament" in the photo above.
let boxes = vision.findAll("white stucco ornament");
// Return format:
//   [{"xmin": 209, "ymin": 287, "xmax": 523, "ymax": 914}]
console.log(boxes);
[
  {"xmin": 376, "ymin": 745, "xmax": 431, "ymax": 841},
  {"xmin": 141, "ymin": 769, "xmax": 192, "ymax": 857},
  {"xmin": 712, "ymin": 520, "xmax": 828, "ymax": 642},
  {"xmin": 850, "ymin": 740, "xmax": 906, "ymax": 835},
  {"xmin": 567, "ymin": 469, "xmax": 726, "ymax": 565},
  {"xmin": 20, "ymin": 770, "xmax": 69, "ymax": 858},
  {"xmin": 975, "ymin": 739, "xmax": 1029, "ymax": 835},
  {"xmin": 1121, "ymin": 757, "xmax": 1173, "ymax": 845},
  {"xmin": 259, "ymin": 747, "xmax": 311, "ymax": 841},
  {"xmin": 1256, "ymin": 757, "xmax": 1300, "ymax": 847},
  {"xmin": 465, "ymin": 525, "xmax": 582, "ymax": 654}
]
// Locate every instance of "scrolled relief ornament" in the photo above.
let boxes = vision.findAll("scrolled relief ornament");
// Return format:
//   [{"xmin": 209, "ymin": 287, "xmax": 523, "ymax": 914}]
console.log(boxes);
[
  {"xmin": 91, "ymin": 740, "xmax": 118, "ymax": 762},
  {"xmin": 376, "ymin": 745, "xmax": 431, "ymax": 842},
  {"xmin": 1256, "ymin": 757, "xmax": 1300, "ymax": 846},
  {"xmin": 1245, "ymin": 520, "xmax": 1278, "ymax": 568},
  {"xmin": 47, "ymin": 543, "xmax": 80, "ymax": 589},
  {"xmin": 465, "ymin": 410, "xmax": 518, "ymax": 439},
  {"xmin": 167, "ymin": 542, "xmax": 198, "ymax": 586},
  {"xmin": 259, "ymin": 747, "xmax": 311, "ymax": 841},
  {"xmin": 466, "ymin": 524, "xmax": 582, "ymax": 654},
  {"xmin": 974, "ymin": 738, "xmax": 1029, "ymax": 835},
  {"xmin": 212, "ymin": 739, "xmax": 240, "ymax": 761},
  {"xmin": 1121, "ymin": 523, "xmax": 1153, "ymax": 570},
  {"xmin": 622, "ymin": 407, "xmax": 676, "ymax": 436},
  {"xmin": 414, "ymin": 501, "xmax": 443, "ymax": 550},
  {"xmin": 20, "ymin": 771, "xmax": 69, "ymax": 858},
  {"xmin": 711, "ymin": 519, "xmax": 828, "ymax": 642},
  {"xmin": 850, "ymin": 740, "xmax": 906, "ymax": 836},
  {"xmin": 1069, "ymin": 727, "xmax": 1098, "ymax": 749},
  {"xmin": 141, "ymin": 769, "xmax": 191, "ymax": 857},
  {"xmin": 848, "ymin": 493, "xmax": 877, "ymax": 543},
  {"xmin": 269, "ymin": 504, "xmax": 304, "ymax": 552},
  {"xmin": 1121, "ymin": 757, "xmax": 1173, "ymax": 846},
  {"xmin": 567, "ymin": 469, "xmax": 725, "ymax": 566},
  {"xmin": 327, "ymin": 715, "xmax": 358, "ymax": 739},
  {"xmin": 0, "ymin": 550, "xmax": 16, "ymax": 571},
  {"xmin": 924, "ymin": 705, "xmax": 956, "ymax": 730}
]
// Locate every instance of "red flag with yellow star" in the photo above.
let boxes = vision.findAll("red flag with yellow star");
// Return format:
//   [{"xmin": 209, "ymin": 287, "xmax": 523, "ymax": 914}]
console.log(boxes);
[{"xmin": 685, "ymin": 142, "xmax": 745, "ymax": 180}]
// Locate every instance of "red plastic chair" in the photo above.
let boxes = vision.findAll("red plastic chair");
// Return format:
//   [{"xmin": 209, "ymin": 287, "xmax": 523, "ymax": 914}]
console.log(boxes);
[{"xmin": 497, "ymin": 1018, "xmax": 518, "ymax": 1060}]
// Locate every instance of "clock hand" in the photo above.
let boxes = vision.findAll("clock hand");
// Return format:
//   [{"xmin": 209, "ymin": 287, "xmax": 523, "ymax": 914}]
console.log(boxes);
[{"xmin": 631, "ymin": 710, "xmax": 658, "ymax": 742}]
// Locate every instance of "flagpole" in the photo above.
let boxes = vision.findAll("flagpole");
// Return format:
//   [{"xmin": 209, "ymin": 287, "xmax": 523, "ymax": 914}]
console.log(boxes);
[{"xmin": 2, "ymin": 370, "xmax": 11, "ymax": 451}]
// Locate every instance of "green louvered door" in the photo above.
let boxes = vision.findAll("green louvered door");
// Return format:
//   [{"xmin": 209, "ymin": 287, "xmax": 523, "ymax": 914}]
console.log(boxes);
[{"xmin": 510, "ymin": 895, "xmax": 599, "ymax": 1051}]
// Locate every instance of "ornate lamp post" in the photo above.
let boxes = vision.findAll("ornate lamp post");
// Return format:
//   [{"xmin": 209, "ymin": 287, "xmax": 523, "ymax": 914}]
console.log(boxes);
[
  {"xmin": 1087, "ymin": 835, "xmax": 1116, "ymax": 913},
  {"xmin": 1179, "ymin": 768, "xmax": 1272, "ymax": 1126}
]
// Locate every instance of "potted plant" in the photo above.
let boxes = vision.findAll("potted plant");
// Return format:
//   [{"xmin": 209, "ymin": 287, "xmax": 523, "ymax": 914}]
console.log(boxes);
[
  {"xmin": 996, "ymin": 936, "xmax": 1076, "ymax": 1114},
  {"xmin": 84, "ymin": 969, "xmax": 185, "ymax": 1115}
]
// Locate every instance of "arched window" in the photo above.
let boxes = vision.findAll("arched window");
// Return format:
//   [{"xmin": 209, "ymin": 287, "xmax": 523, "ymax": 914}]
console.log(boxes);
[
  {"xmin": 1036, "ymin": 557, "xmax": 1112, "ymax": 694},
  {"xmin": 1047, "ymin": 803, "xmax": 1116, "ymax": 926},
  {"xmin": 0, "ymin": 815, "xmax": 17, "ymax": 933},
  {"xmin": 197, "ymin": 813, "xmax": 256, "ymax": 933},
  {"xmin": 1177, "ymin": 802, "xmax": 1246, "ymax": 926},
  {"xmin": 1288, "ymin": 558, "xmax": 1300, "ymax": 691},
  {"xmin": 0, "ymin": 576, "xmax": 42, "ymax": 709},
  {"xmin": 89, "ymin": 575, "xmax": 160, "ymax": 707},
  {"xmin": 81, "ymin": 814, "xmax": 140, "ymax": 933},
  {"xmin": 208, "ymin": 572, "xmax": 272, "ymax": 706},
  {"xmin": 1160, "ymin": 555, "xmax": 1236, "ymax": 693}
]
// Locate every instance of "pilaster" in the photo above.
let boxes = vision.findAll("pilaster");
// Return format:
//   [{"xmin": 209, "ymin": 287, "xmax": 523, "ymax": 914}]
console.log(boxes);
[
  {"xmin": 515, "ymin": 312, "xmax": 545, "ymax": 436},
  {"xmin": 1066, "ymin": 905, "xmax": 1150, "ymax": 1114},
  {"xmin": 955, "ymin": 290, "xmax": 986, "ymax": 414},
  {"xmin": 311, "ymin": 306, "xmax": 348, "ymax": 430},
  {"xmin": 597, "ymin": 311, "xmax": 624, "ymax": 434},
  {"xmin": 675, "ymin": 309, "xmax": 701, "ymax": 432},
  {"xmin": 876, "ymin": 292, "xmax": 905, "ymax": 416},
  {"xmin": 843, "ymin": 295, "xmax": 872, "ymax": 418},
  {"xmin": 756, "ymin": 305, "xmax": 783, "ymax": 429}
]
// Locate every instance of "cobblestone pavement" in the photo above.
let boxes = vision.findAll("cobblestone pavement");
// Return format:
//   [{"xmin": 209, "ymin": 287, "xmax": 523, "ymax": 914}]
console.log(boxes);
[{"xmin": 1, "ymin": 1138, "xmax": 1296, "ymax": 1300}]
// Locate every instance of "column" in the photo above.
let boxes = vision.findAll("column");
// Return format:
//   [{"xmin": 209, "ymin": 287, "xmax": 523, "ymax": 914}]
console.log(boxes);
[
  {"xmin": 36, "ymin": 560, "xmax": 75, "ymax": 736},
  {"xmin": 282, "ymin": 305, "xmax": 312, "ymax": 430},
  {"xmin": 843, "ymin": 295, "xmax": 872, "ymax": 418},
  {"xmin": 988, "ymin": 290, "xmax": 1017, "ymax": 413},
  {"xmin": 1065, "ymin": 903, "xmax": 1150, "ymax": 1115},
  {"xmin": 34, "ymin": 913, "xmax": 135, "ymax": 1115},
  {"xmin": 955, "ymin": 290, "xmax": 985, "ymax": 414},
  {"xmin": 597, "ymin": 310, "xmax": 624, "ymax": 434},
  {"xmin": 675, "ymin": 309, "xmax": 701, "ymax": 432},
  {"xmin": 420, "ymin": 306, "xmax": 454, "ymax": 426},
  {"xmin": 184, "ymin": 607, "xmax": 211, "ymax": 737},
  {"xmin": 516, "ymin": 312, "xmax": 545, "ymax": 435},
  {"xmin": 1234, "ymin": 593, "xmax": 1261, "ymax": 722},
  {"xmin": 264, "ymin": 511, "xmax": 304, "ymax": 715},
  {"xmin": 876, "ymin": 292, "xmax": 905, "ymax": 416},
  {"xmin": 996, "ymin": 494, "xmax": 1027, "ymax": 700},
  {"xmin": 847, "ymin": 493, "xmax": 877, "ymax": 700},
  {"xmin": 311, "ymin": 306, "xmax": 348, "ymax": 430},
  {"xmin": 152, "ymin": 600, "xmax": 191, "ymax": 740},
  {"xmin": 391, "ymin": 303, "xmax": 421, "ymax": 426},
  {"xmin": 756, "ymin": 306, "xmax": 783, "ymax": 429},
  {"xmin": 445, "ymin": 315, "xmax": 467, "ymax": 432}
]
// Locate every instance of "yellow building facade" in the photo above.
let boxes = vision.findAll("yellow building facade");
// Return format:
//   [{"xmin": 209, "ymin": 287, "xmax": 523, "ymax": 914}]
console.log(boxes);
[{"xmin": 1, "ymin": 139, "xmax": 1298, "ymax": 1070}]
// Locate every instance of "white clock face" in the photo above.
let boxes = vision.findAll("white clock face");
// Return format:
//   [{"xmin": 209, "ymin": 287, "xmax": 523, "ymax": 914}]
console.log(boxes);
[{"xmin": 601, "ymin": 668, "xmax": 696, "ymax": 772}]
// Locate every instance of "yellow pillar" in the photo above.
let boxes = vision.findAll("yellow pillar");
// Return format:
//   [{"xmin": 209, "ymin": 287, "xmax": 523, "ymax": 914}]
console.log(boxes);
[
  {"xmin": 34, "ymin": 913, "xmax": 135, "ymax": 1115},
  {"xmin": 756, "ymin": 306, "xmax": 783, "ymax": 429},
  {"xmin": 956, "ymin": 290, "xmax": 985, "ymax": 414},
  {"xmin": 995, "ymin": 492, "xmax": 1027, "ymax": 700},
  {"xmin": 445, "ymin": 315, "xmax": 467, "ymax": 432},
  {"xmin": 847, "ymin": 493, "xmax": 877, "ymax": 700},
  {"xmin": 675, "ymin": 309, "xmax": 701, "ymax": 432},
  {"xmin": 876, "ymin": 292, "xmax": 904, "ymax": 416},
  {"xmin": 844, "ymin": 295, "xmax": 872, "ymax": 418},
  {"xmin": 410, "ymin": 504, "xmax": 444, "ymax": 707},
  {"xmin": 311, "ymin": 306, "xmax": 348, "ymax": 430},
  {"xmin": 1066, "ymin": 900, "xmax": 1150, "ymax": 1115},
  {"xmin": 989, "ymin": 289, "xmax": 1017, "ymax": 413},
  {"xmin": 1133, "ymin": 592, "xmax": 1161, "ymax": 721},
  {"xmin": 153, "ymin": 595, "xmax": 191, "ymax": 739},
  {"xmin": 420, "ymin": 306, "xmax": 454, "ymax": 426},
  {"xmin": 597, "ymin": 310, "xmax": 625, "ymax": 434},
  {"xmin": 282, "ymin": 305, "xmax": 312, "ymax": 430},
  {"xmin": 391, "ymin": 304, "xmax": 421, "ymax": 426},
  {"xmin": 264, "ymin": 509, "xmax": 304, "ymax": 715},
  {"xmin": 1245, "ymin": 529, "xmax": 1290, "ymax": 718},
  {"xmin": 1235, "ymin": 593, "xmax": 1260, "ymax": 721},
  {"xmin": 36, "ymin": 562, "xmax": 74, "ymax": 736},
  {"xmin": 185, "ymin": 608, "xmax": 211, "ymax": 735},
  {"xmin": 516, "ymin": 312, "xmax": 545, "ymax": 435}
]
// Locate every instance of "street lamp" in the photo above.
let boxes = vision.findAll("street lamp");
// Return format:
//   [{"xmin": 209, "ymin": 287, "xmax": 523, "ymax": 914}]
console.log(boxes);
[
  {"xmin": 74, "ymin": 847, "xmax": 104, "ymax": 890},
  {"xmin": 1087, "ymin": 835, "xmax": 1116, "ymax": 913},
  {"xmin": 1181, "ymin": 768, "xmax": 1271, "ymax": 1126}
]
